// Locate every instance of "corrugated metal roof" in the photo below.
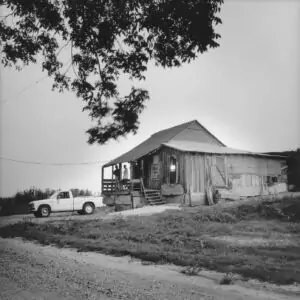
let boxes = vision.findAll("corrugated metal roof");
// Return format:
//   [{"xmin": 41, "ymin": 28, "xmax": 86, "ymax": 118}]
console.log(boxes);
[
  {"xmin": 103, "ymin": 121, "xmax": 285, "ymax": 167},
  {"xmin": 163, "ymin": 141, "xmax": 286, "ymax": 158},
  {"xmin": 103, "ymin": 120, "xmax": 197, "ymax": 166}
]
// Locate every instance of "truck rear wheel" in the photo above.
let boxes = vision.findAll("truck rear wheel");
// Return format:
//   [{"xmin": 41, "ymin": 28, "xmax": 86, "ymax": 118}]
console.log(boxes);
[
  {"xmin": 83, "ymin": 203, "xmax": 95, "ymax": 215},
  {"xmin": 38, "ymin": 205, "xmax": 51, "ymax": 217}
]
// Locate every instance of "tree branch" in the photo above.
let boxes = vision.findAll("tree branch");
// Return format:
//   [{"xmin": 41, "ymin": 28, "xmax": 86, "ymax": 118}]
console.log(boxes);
[
  {"xmin": 56, "ymin": 39, "xmax": 71, "ymax": 56},
  {"xmin": 94, "ymin": 53, "xmax": 103, "ymax": 82},
  {"xmin": 71, "ymin": 40, "xmax": 79, "ymax": 78},
  {"xmin": 116, "ymin": 38, "xmax": 125, "ymax": 54},
  {"xmin": 62, "ymin": 59, "xmax": 72, "ymax": 76},
  {"xmin": 0, "ymin": 8, "xmax": 16, "ymax": 20}
]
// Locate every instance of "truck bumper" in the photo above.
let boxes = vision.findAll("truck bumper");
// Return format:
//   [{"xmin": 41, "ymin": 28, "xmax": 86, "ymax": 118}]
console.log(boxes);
[{"xmin": 28, "ymin": 203, "xmax": 35, "ymax": 213}]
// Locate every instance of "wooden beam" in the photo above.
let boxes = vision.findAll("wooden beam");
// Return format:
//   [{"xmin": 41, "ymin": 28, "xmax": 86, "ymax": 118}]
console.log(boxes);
[
  {"xmin": 130, "ymin": 162, "xmax": 134, "ymax": 180},
  {"xmin": 141, "ymin": 159, "xmax": 144, "ymax": 179}
]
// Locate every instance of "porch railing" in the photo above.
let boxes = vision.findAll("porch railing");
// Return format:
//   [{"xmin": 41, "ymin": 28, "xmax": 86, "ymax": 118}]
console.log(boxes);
[
  {"xmin": 102, "ymin": 179, "xmax": 131, "ymax": 193},
  {"xmin": 102, "ymin": 179, "xmax": 116, "ymax": 193}
]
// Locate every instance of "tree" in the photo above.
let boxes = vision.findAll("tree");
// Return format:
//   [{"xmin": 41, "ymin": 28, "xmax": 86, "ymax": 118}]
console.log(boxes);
[
  {"xmin": 70, "ymin": 188, "xmax": 80, "ymax": 197},
  {"xmin": 0, "ymin": 0, "xmax": 223, "ymax": 144}
]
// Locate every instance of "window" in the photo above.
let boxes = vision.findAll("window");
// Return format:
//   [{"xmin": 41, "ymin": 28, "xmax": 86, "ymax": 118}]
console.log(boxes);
[
  {"xmin": 58, "ymin": 192, "xmax": 70, "ymax": 199},
  {"xmin": 170, "ymin": 156, "xmax": 177, "ymax": 184}
]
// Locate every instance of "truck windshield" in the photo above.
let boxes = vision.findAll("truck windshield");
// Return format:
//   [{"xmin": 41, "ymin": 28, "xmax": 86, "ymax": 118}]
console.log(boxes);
[{"xmin": 49, "ymin": 192, "xmax": 59, "ymax": 199}]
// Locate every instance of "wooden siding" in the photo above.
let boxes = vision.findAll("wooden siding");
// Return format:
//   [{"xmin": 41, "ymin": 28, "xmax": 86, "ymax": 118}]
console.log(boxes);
[
  {"xmin": 142, "ymin": 147, "xmax": 185, "ymax": 190},
  {"xmin": 159, "ymin": 147, "xmax": 185, "ymax": 187},
  {"xmin": 220, "ymin": 155, "xmax": 285, "ymax": 197},
  {"xmin": 227, "ymin": 155, "xmax": 283, "ymax": 176},
  {"xmin": 140, "ymin": 149, "xmax": 286, "ymax": 199},
  {"xmin": 183, "ymin": 153, "xmax": 285, "ymax": 198},
  {"xmin": 204, "ymin": 155, "xmax": 228, "ymax": 187}
]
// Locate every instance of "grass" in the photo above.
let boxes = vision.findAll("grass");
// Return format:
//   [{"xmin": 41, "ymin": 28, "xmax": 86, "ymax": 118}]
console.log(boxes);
[
  {"xmin": 1, "ymin": 196, "xmax": 300, "ymax": 285},
  {"xmin": 180, "ymin": 266, "xmax": 202, "ymax": 276}
]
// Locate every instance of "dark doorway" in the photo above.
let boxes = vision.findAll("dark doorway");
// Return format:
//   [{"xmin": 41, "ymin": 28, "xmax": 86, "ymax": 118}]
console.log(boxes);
[{"xmin": 170, "ymin": 156, "xmax": 177, "ymax": 184}]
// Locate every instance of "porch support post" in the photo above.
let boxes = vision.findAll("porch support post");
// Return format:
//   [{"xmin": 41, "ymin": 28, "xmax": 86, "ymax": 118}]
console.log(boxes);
[
  {"xmin": 101, "ymin": 165, "xmax": 104, "ymax": 194},
  {"xmin": 130, "ymin": 162, "xmax": 134, "ymax": 180},
  {"xmin": 188, "ymin": 185, "xmax": 192, "ymax": 207},
  {"xmin": 141, "ymin": 159, "xmax": 144, "ymax": 179},
  {"xmin": 119, "ymin": 163, "xmax": 122, "ymax": 180}
]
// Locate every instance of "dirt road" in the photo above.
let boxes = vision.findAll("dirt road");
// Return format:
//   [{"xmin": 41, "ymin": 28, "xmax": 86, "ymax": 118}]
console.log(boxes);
[
  {"xmin": 0, "ymin": 211, "xmax": 108, "ymax": 228},
  {"xmin": 0, "ymin": 237, "xmax": 299, "ymax": 300}
]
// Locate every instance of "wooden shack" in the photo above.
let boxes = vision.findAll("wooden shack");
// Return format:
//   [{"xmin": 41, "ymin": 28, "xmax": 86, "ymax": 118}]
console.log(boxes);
[{"xmin": 101, "ymin": 120, "xmax": 287, "ymax": 208}]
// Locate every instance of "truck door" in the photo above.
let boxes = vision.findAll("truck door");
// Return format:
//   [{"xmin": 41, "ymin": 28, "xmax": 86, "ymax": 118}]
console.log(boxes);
[{"xmin": 54, "ymin": 191, "xmax": 73, "ymax": 212}]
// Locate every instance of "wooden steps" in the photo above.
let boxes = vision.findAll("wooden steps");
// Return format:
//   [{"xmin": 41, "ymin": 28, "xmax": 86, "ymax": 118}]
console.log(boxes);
[
  {"xmin": 144, "ymin": 189, "xmax": 166, "ymax": 205},
  {"xmin": 131, "ymin": 179, "xmax": 143, "ymax": 192},
  {"xmin": 130, "ymin": 178, "xmax": 166, "ymax": 206}
]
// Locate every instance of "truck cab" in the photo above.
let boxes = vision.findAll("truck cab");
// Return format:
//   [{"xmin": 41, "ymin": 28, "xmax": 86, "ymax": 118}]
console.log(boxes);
[
  {"xmin": 50, "ymin": 190, "xmax": 74, "ymax": 212},
  {"xmin": 28, "ymin": 190, "xmax": 102, "ymax": 218}
]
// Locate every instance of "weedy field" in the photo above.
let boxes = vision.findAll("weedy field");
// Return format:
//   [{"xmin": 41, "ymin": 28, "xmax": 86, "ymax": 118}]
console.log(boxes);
[{"xmin": 1, "ymin": 195, "xmax": 300, "ymax": 285}]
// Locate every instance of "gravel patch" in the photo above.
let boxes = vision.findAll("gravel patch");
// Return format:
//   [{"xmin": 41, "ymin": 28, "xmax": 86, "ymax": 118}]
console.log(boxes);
[{"xmin": 1, "ymin": 237, "xmax": 299, "ymax": 300}]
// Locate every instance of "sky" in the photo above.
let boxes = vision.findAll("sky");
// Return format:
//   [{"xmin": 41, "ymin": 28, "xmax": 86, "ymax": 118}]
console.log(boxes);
[{"xmin": 1, "ymin": 1, "xmax": 299, "ymax": 197}]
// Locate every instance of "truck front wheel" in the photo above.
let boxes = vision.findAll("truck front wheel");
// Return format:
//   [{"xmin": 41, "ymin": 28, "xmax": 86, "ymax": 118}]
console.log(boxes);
[
  {"xmin": 83, "ymin": 203, "xmax": 95, "ymax": 215},
  {"xmin": 38, "ymin": 205, "xmax": 51, "ymax": 217},
  {"xmin": 33, "ymin": 212, "xmax": 41, "ymax": 218}
]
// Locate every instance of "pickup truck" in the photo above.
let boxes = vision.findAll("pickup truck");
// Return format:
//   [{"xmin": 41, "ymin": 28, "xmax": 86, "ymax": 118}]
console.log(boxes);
[{"xmin": 28, "ymin": 190, "xmax": 103, "ymax": 218}]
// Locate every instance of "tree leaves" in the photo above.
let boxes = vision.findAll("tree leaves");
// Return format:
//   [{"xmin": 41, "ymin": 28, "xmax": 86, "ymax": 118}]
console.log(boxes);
[{"xmin": 1, "ymin": 0, "xmax": 223, "ymax": 144}]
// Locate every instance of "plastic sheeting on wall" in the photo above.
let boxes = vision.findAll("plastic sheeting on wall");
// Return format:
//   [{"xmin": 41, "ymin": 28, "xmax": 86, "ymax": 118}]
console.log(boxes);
[{"xmin": 184, "ymin": 154, "xmax": 205, "ymax": 193}]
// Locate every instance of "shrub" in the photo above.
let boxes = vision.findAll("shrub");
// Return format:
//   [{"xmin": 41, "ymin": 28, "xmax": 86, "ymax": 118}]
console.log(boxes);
[{"xmin": 220, "ymin": 273, "xmax": 234, "ymax": 285}]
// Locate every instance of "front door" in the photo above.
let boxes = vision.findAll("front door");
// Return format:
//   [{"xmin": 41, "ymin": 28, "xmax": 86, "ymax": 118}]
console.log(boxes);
[
  {"xmin": 150, "ymin": 155, "xmax": 160, "ymax": 189},
  {"xmin": 52, "ymin": 191, "xmax": 73, "ymax": 212}
]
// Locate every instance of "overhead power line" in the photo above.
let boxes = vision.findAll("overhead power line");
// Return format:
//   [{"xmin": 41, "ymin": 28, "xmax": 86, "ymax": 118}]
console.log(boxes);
[
  {"xmin": 2, "ymin": 58, "xmax": 72, "ymax": 105},
  {"xmin": 0, "ymin": 156, "xmax": 109, "ymax": 166},
  {"xmin": 2, "ymin": 75, "xmax": 49, "ymax": 104}
]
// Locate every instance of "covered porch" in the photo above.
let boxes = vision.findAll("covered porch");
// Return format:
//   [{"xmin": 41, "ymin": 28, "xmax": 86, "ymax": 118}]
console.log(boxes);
[{"xmin": 101, "ymin": 155, "xmax": 166, "ymax": 209}]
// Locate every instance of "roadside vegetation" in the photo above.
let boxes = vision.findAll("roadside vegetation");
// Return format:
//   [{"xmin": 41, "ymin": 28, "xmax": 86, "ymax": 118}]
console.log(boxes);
[
  {"xmin": 1, "ymin": 195, "xmax": 300, "ymax": 285},
  {"xmin": 0, "ymin": 188, "xmax": 94, "ymax": 216}
]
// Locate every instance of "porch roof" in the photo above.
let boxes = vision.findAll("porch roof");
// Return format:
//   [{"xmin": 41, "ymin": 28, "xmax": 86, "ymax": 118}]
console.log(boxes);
[{"xmin": 163, "ymin": 141, "xmax": 286, "ymax": 158}]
